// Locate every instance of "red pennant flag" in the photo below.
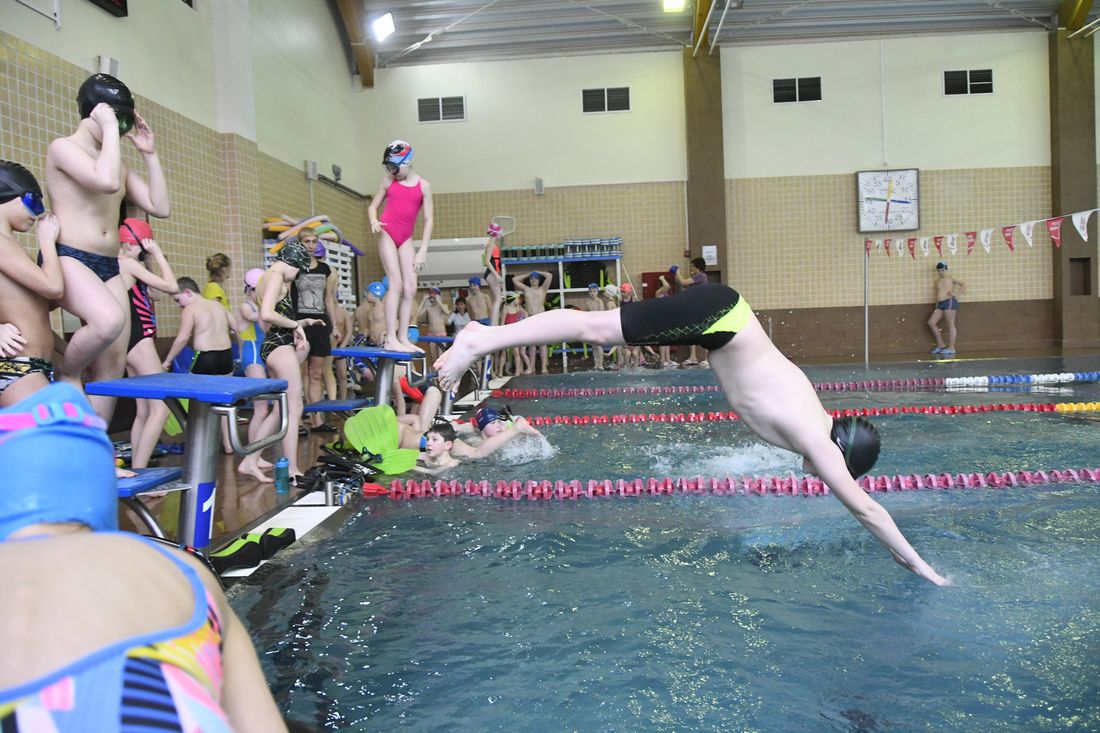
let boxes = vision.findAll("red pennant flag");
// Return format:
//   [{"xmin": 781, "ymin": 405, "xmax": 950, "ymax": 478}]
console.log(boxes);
[
  {"xmin": 965, "ymin": 231, "xmax": 977, "ymax": 256},
  {"xmin": 1047, "ymin": 217, "xmax": 1064, "ymax": 247},
  {"xmin": 1002, "ymin": 225, "xmax": 1016, "ymax": 252},
  {"xmin": 884, "ymin": 238, "xmax": 892, "ymax": 257},
  {"xmin": 864, "ymin": 238, "xmax": 872, "ymax": 255},
  {"xmin": 933, "ymin": 236, "xmax": 944, "ymax": 255},
  {"xmin": 907, "ymin": 238, "xmax": 916, "ymax": 259}
]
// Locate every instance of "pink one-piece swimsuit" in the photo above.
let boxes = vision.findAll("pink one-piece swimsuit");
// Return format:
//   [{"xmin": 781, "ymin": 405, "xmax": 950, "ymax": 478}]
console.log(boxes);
[{"xmin": 379, "ymin": 179, "xmax": 424, "ymax": 247}]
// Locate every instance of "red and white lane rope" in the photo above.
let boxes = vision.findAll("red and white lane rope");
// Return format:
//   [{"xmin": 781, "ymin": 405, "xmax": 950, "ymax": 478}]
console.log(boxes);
[
  {"xmin": 521, "ymin": 401, "xmax": 1100, "ymax": 427},
  {"xmin": 493, "ymin": 371, "xmax": 1099, "ymax": 400},
  {"xmin": 373, "ymin": 467, "xmax": 1100, "ymax": 501}
]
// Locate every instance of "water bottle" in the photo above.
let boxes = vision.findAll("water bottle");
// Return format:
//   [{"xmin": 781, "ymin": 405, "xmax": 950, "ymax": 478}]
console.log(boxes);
[{"xmin": 274, "ymin": 457, "xmax": 290, "ymax": 494}]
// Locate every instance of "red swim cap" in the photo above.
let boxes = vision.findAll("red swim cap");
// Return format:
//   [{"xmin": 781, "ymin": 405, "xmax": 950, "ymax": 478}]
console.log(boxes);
[{"xmin": 119, "ymin": 217, "xmax": 153, "ymax": 245}]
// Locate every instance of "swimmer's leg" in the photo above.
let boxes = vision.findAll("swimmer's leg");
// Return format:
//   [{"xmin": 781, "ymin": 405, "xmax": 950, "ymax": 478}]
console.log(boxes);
[
  {"xmin": 57, "ymin": 260, "xmax": 127, "ymax": 411},
  {"xmin": 436, "ymin": 308, "xmax": 622, "ymax": 390},
  {"xmin": 943, "ymin": 309, "xmax": 958, "ymax": 351},
  {"xmin": 927, "ymin": 308, "xmax": 945, "ymax": 350}
]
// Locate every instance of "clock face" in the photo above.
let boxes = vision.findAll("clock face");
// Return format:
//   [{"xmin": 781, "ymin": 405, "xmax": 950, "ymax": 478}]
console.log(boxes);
[{"xmin": 857, "ymin": 169, "xmax": 920, "ymax": 233}]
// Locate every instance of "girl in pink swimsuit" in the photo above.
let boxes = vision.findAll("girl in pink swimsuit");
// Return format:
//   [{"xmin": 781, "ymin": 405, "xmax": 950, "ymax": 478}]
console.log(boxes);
[{"xmin": 367, "ymin": 140, "xmax": 435, "ymax": 354}]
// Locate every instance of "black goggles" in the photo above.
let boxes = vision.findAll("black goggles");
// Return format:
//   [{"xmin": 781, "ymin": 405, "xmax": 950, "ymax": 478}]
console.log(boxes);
[{"xmin": 21, "ymin": 192, "xmax": 45, "ymax": 217}]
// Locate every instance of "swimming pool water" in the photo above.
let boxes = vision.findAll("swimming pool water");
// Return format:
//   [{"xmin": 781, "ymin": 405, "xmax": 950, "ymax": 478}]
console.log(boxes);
[{"xmin": 231, "ymin": 357, "xmax": 1100, "ymax": 732}]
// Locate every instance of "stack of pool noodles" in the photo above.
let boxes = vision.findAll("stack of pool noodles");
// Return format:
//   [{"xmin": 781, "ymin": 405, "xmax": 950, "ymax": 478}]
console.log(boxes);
[{"xmin": 263, "ymin": 214, "xmax": 365, "ymax": 256}]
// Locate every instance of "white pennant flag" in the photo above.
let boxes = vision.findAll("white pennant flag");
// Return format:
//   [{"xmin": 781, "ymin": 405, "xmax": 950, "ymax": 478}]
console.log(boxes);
[
  {"xmin": 979, "ymin": 228, "xmax": 993, "ymax": 253},
  {"xmin": 1020, "ymin": 221, "xmax": 1036, "ymax": 246},
  {"xmin": 894, "ymin": 239, "xmax": 904, "ymax": 257},
  {"xmin": 947, "ymin": 234, "xmax": 958, "ymax": 255},
  {"xmin": 874, "ymin": 239, "xmax": 883, "ymax": 251},
  {"xmin": 919, "ymin": 237, "xmax": 930, "ymax": 256},
  {"xmin": 1071, "ymin": 209, "xmax": 1095, "ymax": 242}
]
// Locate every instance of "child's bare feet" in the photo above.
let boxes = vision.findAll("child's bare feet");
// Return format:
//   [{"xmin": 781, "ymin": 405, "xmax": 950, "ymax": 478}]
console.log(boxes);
[
  {"xmin": 397, "ymin": 338, "xmax": 424, "ymax": 354},
  {"xmin": 434, "ymin": 321, "xmax": 487, "ymax": 390},
  {"xmin": 238, "ymin": 458, "xmax": 273, "ymax": 483},
  {"xmin": 382, "ymin": 338, "xmax": 406, "ymax": 352},
  {"xmin": 115, "ymin": 466, "xmax": 136, "ymax": 479}
]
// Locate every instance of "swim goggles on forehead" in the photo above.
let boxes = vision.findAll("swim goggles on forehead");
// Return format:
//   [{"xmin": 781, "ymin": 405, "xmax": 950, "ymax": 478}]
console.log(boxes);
[
  {"xmin": 0, "ymin": 400, "xmax": 106, "ymax": 436},
  {"xmin": 114, "ymin": 109, "xmax": 135, "ymax": 136},
  {"xmin": 21, "ymin": 192, "xmax": 45, "ymax": 217}
]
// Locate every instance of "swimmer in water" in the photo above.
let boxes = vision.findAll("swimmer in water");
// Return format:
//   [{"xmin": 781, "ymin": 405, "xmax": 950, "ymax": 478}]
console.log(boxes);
[{"xmin": 435, "ymin": 282, "xmax": 948, "ymax": 585}]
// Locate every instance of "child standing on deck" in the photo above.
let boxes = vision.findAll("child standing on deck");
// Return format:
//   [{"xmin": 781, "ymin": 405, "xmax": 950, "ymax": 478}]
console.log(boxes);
[
  {"xmin": 0, "ymin": 161, "xmax": 63, "ymax": 407},
  {"xmin": 367, "ymin": 140, "xmax": 434, "ymax": 354}
]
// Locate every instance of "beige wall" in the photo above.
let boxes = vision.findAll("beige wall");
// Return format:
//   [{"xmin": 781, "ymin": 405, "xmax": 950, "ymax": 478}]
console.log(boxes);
[
  {"xmin": 363, "ymin": 51, "xmax": 687, "ymax": 194},
  {"xmin": 728, "ymin": 167, "xmax": 1052, "ymax": 310},
  {"xmin": 250, "ymin": 0, "xmax": 376, "ymax": 195},
  {"xmin": 2, "ymin": 19, "xmax": 1080, "ymax": 353},
  {"xmin": 724, "ymin": 32, "xmax": 1050, "ymax": 178},
  {"xmin": 0, "ymin": 31, "xmax": 368, "ymax": 333},
  {"xmin": 5, "ymin": 0, "xmax": 218, "ymax": 130}
]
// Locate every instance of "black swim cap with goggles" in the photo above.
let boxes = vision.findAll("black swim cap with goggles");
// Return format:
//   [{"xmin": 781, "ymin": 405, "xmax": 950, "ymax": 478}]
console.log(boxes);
[
  {"xmin": 77, "ymin": 74, "xmax": 136, "ymax": 136},
  {"xmin": 0, "ymin": 161, "xmax": 45, "ymax": 217},
  {"xmin": 830, "ymin": 415, "xmax": 881, "ymax": 478}
]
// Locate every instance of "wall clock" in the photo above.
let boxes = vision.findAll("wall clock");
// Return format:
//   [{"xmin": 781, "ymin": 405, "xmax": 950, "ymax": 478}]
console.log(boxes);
[{"xmin": 857, "ymin": 168, "xmax": 919, "ymax": 233}]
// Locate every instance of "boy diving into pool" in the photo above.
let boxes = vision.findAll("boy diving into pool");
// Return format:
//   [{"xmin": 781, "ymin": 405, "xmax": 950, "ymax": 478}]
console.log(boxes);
[{"xmin": 436, "ymin": 283, "xmax": 949, "ymax": 586}]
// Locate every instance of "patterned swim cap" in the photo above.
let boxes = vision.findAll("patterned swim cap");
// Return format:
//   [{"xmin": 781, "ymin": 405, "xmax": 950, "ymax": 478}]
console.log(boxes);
[{"xmin": 276, "ymin": 240, "xmax": 311, "ymax": 271}]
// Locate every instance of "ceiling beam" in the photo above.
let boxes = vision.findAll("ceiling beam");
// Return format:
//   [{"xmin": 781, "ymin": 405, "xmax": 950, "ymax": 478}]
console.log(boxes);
[
  {"xmin": 1059, "ymin": 0, "xmax": 1095, "ymax": 30},
  {"xmin": 335, "ymin": 0, "xmax": 374, "ymax": 88},
  {"xmin": 692, "ymin": 0, "xmax": 716, "ymax": 52}
]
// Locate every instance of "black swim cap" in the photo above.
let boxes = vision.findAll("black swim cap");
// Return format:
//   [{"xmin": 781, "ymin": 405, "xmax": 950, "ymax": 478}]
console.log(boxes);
[
  {"xmin": 0, "ymin": 161, "xmax": 41, "ymax": 204},
  {"xmin": 276, "ymin": 240, "xmax": 311, "ymax": 271},
  {"xmin": 830, "ymin": 416, "xmax": 881, "ymax": 478},
  {"xmin": 76, "ymin": 74, "xmax": 135, "ymax": 131}
]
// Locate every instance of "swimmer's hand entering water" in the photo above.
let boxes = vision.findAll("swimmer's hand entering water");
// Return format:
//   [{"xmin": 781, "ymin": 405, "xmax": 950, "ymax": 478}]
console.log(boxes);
[{"xmin": 891, "ymin": 550, "xmax": 950, "ymax": 586}]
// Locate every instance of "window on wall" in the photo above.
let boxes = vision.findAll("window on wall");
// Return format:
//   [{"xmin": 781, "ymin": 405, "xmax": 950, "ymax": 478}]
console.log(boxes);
[
  {"xmin": 417, "ymin": 96, "xmax": 466, "ymax": 123},
  {"xmin": 944, "ymin": 69, "xmax": 993, "ymax": 95},
  {"xmin": 772, "ymin": 77, "xmax": 821, "ymax": 103},
  {"xmin": 582, "ymin": 87, "xmax": 630, "ymax": 113}
]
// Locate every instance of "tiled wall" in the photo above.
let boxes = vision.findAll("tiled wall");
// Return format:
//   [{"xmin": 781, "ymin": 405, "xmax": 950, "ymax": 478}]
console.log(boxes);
[
  {"xmin": 0, "ymin": 31, "xmax": 372, "ymax": 334},
  {"xmin": 728, "ymin": 167, "xmax": 1054, "ymax": 311},
  {"xmin": 0, "ymin": 29, "xmax": 1063, "ymax": 357}
]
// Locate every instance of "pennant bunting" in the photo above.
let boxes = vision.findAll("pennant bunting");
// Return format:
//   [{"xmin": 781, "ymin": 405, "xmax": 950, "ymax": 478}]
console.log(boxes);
[
  {"xmin": 947, "ymin": 234, "xmax": 958, "ymax": 255},
  {"xmin": 907, "ymin": 238, "xmax": 916, "ymax": 259},
  {"xmin": 919, "ymin": 237, "xmax": 930, "ymax": 256},
  {"xmin": 1020, "ymin": 221, "xmax": 1035, "ymax": 246},
  {"xmin": 864, "ymin": 238, "xmax": 872, "ymax": 255},
  {"xmin": 874, "ymin": 239, "xmax": 883, "ymax": 251},
  {"xmin": 965, "ymin": 231, "xmax": 977, "ymax": 256},
  {"xmin": 979, "ymin": 228, "xmax": 993, "ymax": 253},
  {"xmin": 934, "ymin": 236, "xmax": 944, "ymax": 255},
  {"xmin": 1047, "ymin": 217, "xmax": 1064, "ymax": 247},
  {"xmin": 1071, "ymin": 209, "xmax": 1094, "ymax": 242},
  {"xmin": 884, "ymin": 238, "xmax": 892, "ymax": 256},
  {"xmin": 894, "ymin": 239, "xmax": 904, "ymax": 257},
  {"xmin": 1002, "ymin": 225, "xmax": 1015, "ymax": 252}
]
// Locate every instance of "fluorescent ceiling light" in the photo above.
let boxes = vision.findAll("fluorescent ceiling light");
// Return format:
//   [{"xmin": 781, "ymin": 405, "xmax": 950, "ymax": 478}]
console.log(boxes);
[
  {"xmin": 371, "ymin": 12, "xmax": 395, "ymax": 42},
  {"xmin": 663, "ymin": 0, "xmax": 685, "ymax": 12}
]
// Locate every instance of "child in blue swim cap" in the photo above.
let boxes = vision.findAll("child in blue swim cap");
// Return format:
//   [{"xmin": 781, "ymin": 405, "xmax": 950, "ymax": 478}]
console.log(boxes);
[{"xmin": 0, "ymin": 382, "xmax": 289, "ymax": 729}]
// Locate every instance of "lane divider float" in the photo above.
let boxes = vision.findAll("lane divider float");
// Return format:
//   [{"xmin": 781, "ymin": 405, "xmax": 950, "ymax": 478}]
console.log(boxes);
[
  {"xmin": 493, "ymin": 371, "xmax": 1100, "ymax": 400},
  {"xmin": 384, "ymin": 467, "xmax": 1100, "ymax": 501},
  {"xmin": 521, "ymin": 402, "xmax": 1098, "ymax": 427}
]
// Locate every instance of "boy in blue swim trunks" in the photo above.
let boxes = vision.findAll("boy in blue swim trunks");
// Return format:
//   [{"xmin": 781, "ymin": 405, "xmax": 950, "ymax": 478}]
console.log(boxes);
[
  {"xmin": 435, "ymin": 283, "xmax": 948, "ymax": 585},
  {"xmin": 45, "ymin": 74, "xmax": 169, "ymax": 438},
  {"xmin": 928, "ymin": 261, "xmax": 966, "ymax": 356}
]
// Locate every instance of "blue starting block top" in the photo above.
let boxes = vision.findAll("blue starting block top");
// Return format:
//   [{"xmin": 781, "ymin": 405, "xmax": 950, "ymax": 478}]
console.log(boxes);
[
  {"xmin": 87, "ymin": 373, "xmax": 287, "ymax": 404},
  {"xmin": 117, "ymin": 466, "xmax": 183, "ymax": 498},
  {"xmin": 332, "ymin": 346, "xmax": 415, "ymax": 361},
  {"xmin": 417, "ymin": 335, "xmax": 454, "ymax": 344},
  {"xmin": 302, "ymin": 398, "xmax": 373, "ymax": 413}
]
